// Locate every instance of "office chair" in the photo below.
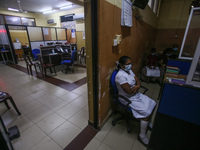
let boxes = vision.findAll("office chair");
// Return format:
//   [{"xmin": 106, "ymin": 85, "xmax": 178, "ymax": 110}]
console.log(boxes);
[
  {"xmin": 32, "ymin": 49, "xmax": 40, "ymax": 60},
  {"xmin": 110, "ymin": 69, "xmax": 148, "ymax": 133},
  {"xmin": 61, "ymin": 50, "xmax": 75, "ymax": 73}
]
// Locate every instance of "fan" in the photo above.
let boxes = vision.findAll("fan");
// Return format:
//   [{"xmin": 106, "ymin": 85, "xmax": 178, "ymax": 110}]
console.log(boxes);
[{"xmin": 17, "ymin": 0, "xmax": 35, "ymax": 13}]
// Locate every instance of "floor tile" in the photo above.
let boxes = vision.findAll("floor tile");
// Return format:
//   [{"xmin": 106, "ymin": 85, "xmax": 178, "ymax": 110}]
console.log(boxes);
[
  {"xmin": 12, "ymin": 125, "xmax": 46, "ymax": 150},
  {"xmin": 60, "ymin": 92, "xmax": 80, "ymax": 103},
  {"xmin": 95, "ymin": 121, "xmax": 113, "ymax": 141},
  {"xmin": 56, "ymin": 103, "xmax": 80, "ymax": 120},
  {"xmin": 29, "ymin": 90, "xmax": 49, "ymax": 99},
  {"xmin": 84, "ymin": 137, "xmax": 102, "ymax": 150},
  {"xmin": 97, "ymin": 143, "xmax": 114, "ymax": 150},
  {"xmin": 103, "ymin": 125, "xmax": 136, "ymax": 150},
  {"xmin": 5, "ymin": 114, "xmax": 34, "ymax": 132},
  {"xmin": 69, "ymin": 95, "xmax": 88, "ymax": 109},
  {"xmin": 26, "ymin": 106, "xmax": 53, "ymax": 123},
  {"xmin": 30, "ymin": 136, "xmax": 63, "ymax": 150},
  {"xmin": 19, "ymin": 100, "xmax": 43, "ymax": 114},
  {"xmin": 68, "ymin": 109, "xmax": 89, "ymax": 129},
  {"xmin": 36, "ymin": 113, "xmax": 66, "ymax": 134},
  {"xmin": 49, "ymin": 121, "xmax": 82, "ymax": 148}
]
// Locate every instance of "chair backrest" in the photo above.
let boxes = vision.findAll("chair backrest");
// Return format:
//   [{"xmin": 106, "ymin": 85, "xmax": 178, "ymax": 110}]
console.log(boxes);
[
  {"xmin": 22, "ymin": 54, "xmax": 30, "ymax": 64},
  {"xmin": 71, "ymin": 50, "xmax": 76, "ymax": 64},
  {"xmin": 80, "ymin": 47, "xmax": 85, "ymax": 56},
  {"xmin": 110, "ymin": 69, "xmax": 119, "ymax": 95},
  {"xmin": 32, "ymin": 49, "xmax": 40, "ymax": 60}
]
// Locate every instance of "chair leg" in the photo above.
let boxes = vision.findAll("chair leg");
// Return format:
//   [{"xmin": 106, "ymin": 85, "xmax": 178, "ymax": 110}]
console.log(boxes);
[
  {"xmin": 53, "ymin": 66, "xmax": 57, "ymax": 75},
  {"xmin": 44, "ymin": 68, "xmax": 47, "ymax": 77},
  {"xmin": 34, "ymin": 64, "xmax": 37, "ymax": 73},
  {"xmin": 26, "ymin": 64, "xmax": 29, "ymax": 74},
  {"xmin": 8, "ymin": 96, "xmax": 21, "ymax": 115},
  {"xmin": 49, "ymin": 67, "xmax": 52, "ymax": 73},
  {"xmin": 29, "ymin": 65, "xmax": 33, "ymax": 76},
  {"xmin": 3, "ymin": 100, "xmax": 10, "ymax": 109},
  {"xmin": 41, "ymin": 67, "xmax": 44, "ymax": 77}
]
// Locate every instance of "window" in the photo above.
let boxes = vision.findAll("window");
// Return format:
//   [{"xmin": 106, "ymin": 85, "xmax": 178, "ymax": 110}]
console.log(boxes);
[
  {"xmin": 21, "ymin": 18, "xmax": 35, "ymax": 26},
  {"xmin": 179, "ymin": 7, "xmax": 200, "ymax": 60},
  {"xmin": 3, "ymin": 15, "xmax": 35, "ymax": 26},
  {"xmin": 148, "ymin": 0, "xmax": 160, "ymax": 15},
  {"xmin": 5, "ymin": 16, "xmax": 21, "ymax": 25}
]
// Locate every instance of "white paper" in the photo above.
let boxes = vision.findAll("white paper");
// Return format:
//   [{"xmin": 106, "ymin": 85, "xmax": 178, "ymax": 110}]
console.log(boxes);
[
  {"xmin": 71, "ymin": 29, "xmax": 76, "ymax": 38},
  {"xmin": 121, "ymin": 0, "xmax": 132, "ymax": 27},
  {"xmin": 43, "ymin": 28, "xmax": 49, "ymax": 35},
  {"xmin": 82, "ymin": 31, "xmax": 85, "ymax": 39}
]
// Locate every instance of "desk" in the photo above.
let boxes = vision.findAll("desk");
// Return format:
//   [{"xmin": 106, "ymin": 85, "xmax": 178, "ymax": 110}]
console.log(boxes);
[
  {"xmin": 42, "ymin": 53, "xmax": 68, "ymax": 65},
  {"xmin": 0, "ymin": 50, "xmax": 11, "ymax": 64},
  {"xmin": 148, "ymin": 77, "xmax": 200, "ymax": 150}
]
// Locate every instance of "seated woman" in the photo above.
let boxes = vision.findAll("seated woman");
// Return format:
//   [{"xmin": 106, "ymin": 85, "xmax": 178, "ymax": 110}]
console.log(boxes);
[
  {"xmin": 115, "ymin": 56, "xmax": 156, "ymax": 147},
  {"xmin": 141, "ymin": 48, "xmax": 160, "ymax": 82}
]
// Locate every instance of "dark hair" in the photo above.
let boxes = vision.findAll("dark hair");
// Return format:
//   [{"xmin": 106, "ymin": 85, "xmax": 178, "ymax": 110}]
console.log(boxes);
[
  {"xmin": 118, "ymin": 56, "xmax": 131, "ymax": 69},
  {"xmin": 163, "ymin": 48, "xmax": 172, "ymax": 55},
  {"xmin": 151, "ymin": 48, "xmax": 156, "ymax": 53}
]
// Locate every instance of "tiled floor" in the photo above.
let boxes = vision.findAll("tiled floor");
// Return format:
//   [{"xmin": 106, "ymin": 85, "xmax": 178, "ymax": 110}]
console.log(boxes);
[{"xmin": 0, "ymin": 61, "xmax": 160, "ymax": 150}]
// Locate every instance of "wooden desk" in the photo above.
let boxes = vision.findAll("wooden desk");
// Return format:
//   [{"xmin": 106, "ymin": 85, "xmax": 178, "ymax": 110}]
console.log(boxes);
[
  {"xmin": 42, "ymin": 53, "xmax": 67, "ymax": 65},
  {"xmin": 164, "ymin": 74, "xmax": 187, "ymax": 81}
]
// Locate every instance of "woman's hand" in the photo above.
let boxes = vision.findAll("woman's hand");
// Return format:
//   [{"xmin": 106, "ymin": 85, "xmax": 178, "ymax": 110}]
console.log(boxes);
[{"xmin": 131, "ymin": 85, "xmax": 140, "ymax": 94}]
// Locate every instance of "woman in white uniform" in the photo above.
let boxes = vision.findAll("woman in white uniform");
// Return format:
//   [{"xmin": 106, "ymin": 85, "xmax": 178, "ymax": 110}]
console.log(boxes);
[{"xmin": 115, "ymin": 56, "xmax": 156, "ymax": 147}]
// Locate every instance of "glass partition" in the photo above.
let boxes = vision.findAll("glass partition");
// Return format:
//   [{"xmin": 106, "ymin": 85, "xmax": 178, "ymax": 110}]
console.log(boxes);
[
  {"xmin": 0, "ymin": 15, "xmax": 4, "ymax": 24},
  {"xmin": 5, "ymin": 16, "xmax": 21, "ymax": 25},
  {"xmin": 0, "ymin": 25, "xmax": 15, "ymax": 63},
  {"xmin": 186, "ymin": 38, "xmax": 200, "ymax": 86},
  {"xmin": 21, "ymin": 17, "xmax": 35, "ymax": 26},
  {"xmin": 57, "ymin": 28, "xmax": 67, "ymax": 40},
  {"xmin": 43, "ymin": 27, "xmax": 56, "ymax": 41},
  {"xmin": 28, "ymin": 27, "xmax": 43, "ymax": 41},
  {"xmin": 179, "ymin": 7, "xmax": 200, "ymax": 60}
]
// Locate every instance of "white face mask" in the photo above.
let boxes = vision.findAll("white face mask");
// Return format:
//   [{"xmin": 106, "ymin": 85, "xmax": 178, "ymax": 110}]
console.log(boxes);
[
  {"xmin": 166, "ymin": 53, "xmax": 172, "ymax": 56},
  {"xmin": 124, "ymin": 64, "xmax": 132, "ymax": 72},
  {"xmin": 151, "ymin": 53, "xmax": 156, "ymax": 56}
]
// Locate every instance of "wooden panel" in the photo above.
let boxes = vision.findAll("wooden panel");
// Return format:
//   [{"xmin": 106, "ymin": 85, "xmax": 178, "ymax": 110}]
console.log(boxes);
[
  {"xmin": 10, "ymin": 30, "xmax": 29, "ymax": 46},
  {"xmin": 15, "ymin": 49, "xmax": 23, "ymax": 58},
  {"xmin": 76, "ymin": 31, "xmax": 86, "ymax": 50},
  {"xmin": 97, "ymin": 0, "xmax": 157, "ymax": 126},
  {"xmin": 67, "ymin": 29, "xmax": 77, "ymax": 44}
]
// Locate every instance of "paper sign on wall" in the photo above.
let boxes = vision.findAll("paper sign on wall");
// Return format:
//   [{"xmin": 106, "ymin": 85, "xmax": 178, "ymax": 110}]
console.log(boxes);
[
  {"xmin": 121, "ymin": 0, "xmax": 133, "ymax": 27},
  {"xmin": 82, "ymin": 31, "xmax": 85, "ymax": 39},
  {"xmin": 71, "ymin": 29, "xmax": 76, "ymax": 38}
]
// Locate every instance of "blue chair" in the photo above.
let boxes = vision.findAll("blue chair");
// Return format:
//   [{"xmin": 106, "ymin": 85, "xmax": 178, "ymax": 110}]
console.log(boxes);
[
  {"xmin": 110, "ymin": 69, "xmax": 148, "ymax": 133},
  {"xmin": 61, "ymin": 50, "xmax": 75, "ymax": 73},
  {"xmin": 32, "ymin": 49, "xmax": 40, "ymax": 60}
]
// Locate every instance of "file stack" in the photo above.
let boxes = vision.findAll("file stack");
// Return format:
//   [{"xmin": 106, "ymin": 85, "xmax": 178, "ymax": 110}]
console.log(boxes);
[{"xmin": 166, "ymin": 65, "xmax": 180, "ymax": 76}]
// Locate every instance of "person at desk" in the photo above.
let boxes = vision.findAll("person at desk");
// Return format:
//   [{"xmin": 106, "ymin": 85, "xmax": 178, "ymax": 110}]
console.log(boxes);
[
  {"xmin": 115, "ymin": 56, "xmax": 156, "ymax": 147},
  {"xmin": 141, "ymin": 48, "xmax": 161, "ymax": 82}
]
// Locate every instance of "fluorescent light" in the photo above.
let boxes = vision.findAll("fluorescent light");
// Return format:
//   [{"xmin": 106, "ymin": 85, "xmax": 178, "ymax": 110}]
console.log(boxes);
[
  {"xmin": 60, "ymin": 5, "xmax": 73, "ymax": 10},
  {"xmin": 8, "ymin": 8, "xmax": 19, "ymax": 12},
  {"xmin": 43, "ymin": 9, "xmax": 53, "ymax": 14}
]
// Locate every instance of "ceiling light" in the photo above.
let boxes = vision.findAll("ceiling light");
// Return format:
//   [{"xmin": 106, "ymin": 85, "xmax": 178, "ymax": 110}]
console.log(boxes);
[
  {"xmin": 8, "ymin": 8, "xmax": 19, "ymax": 12},
  {"xmin": 43, "ymin": 9, "xmax": 54, "ymax": 14},
  {"xmin": 60, "ymin": 5, "xmax": 73, "ymax": 10}
]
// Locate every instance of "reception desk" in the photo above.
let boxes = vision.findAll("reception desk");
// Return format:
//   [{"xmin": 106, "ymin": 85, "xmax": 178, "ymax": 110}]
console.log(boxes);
[{"xmin": 148, "ymin": 60, "xmax": 200, "ymax": 150}]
